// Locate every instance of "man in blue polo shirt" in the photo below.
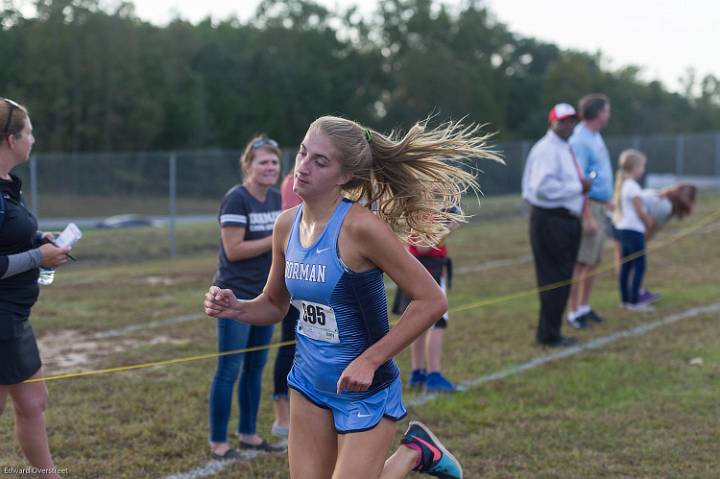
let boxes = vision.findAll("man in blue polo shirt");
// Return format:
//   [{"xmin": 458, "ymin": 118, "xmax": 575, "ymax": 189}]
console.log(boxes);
[{"xmin": 567, "ymin": 94, "xmax": 612, "ymax": 328}]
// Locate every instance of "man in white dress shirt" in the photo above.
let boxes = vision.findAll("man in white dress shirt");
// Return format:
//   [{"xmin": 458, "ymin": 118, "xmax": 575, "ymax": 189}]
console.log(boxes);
[{"xmin": 522, "ymin": 103, "xmax": 592, "ymax": 347}]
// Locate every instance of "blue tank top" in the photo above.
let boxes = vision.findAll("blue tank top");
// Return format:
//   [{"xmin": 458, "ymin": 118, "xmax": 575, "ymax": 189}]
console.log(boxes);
[{"xmin": 284, "ymin": 198, "xmax": 399, "ymax": 395}]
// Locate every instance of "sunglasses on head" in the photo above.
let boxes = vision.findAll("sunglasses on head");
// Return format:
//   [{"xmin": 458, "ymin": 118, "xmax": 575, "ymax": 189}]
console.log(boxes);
[
  {"xmin": 2, "ymin": 98, "xmax": 20, "ymax": 135},
  {"xmin": 251, "ymin": 138, "xmax": 279, "ymax": 150}
]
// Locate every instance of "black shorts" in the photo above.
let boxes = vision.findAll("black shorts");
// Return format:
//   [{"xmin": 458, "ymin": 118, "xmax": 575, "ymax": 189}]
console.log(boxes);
[
  {"xmin": 0, "ymin": 320, "xmax": 42, "ymax": 385},
  {"xmin": 391, "ymin": 256, "xmax": 450, "ymax": 329}
]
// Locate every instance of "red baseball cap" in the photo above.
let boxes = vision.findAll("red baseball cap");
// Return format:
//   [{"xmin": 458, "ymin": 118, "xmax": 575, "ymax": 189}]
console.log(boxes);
[{"xmin": 548, "ymin": 103, "xmax": 579, "ymax": 124}]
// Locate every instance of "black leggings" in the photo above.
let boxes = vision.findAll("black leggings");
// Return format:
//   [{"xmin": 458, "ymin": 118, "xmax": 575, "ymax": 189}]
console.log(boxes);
[{"xmin": 272, "ymin": 305, "xmax": 299, "ymax": 398}]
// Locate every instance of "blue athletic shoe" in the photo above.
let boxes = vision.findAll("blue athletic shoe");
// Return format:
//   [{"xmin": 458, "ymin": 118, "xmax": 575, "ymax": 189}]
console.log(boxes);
[
  {"xmin": 638, "ymin": 289, "xmax": 661, "ymax": 304},
  {"xmin": 408, "ymin": 369, "xmax": 427, "ymax": 390},
  {"xmin": 401, "ymin": 421, "xmax": 463, "ymax": 478},
  {"xmin": 425, "ymin": 372, "xmax": 457, "ymax": 393}
]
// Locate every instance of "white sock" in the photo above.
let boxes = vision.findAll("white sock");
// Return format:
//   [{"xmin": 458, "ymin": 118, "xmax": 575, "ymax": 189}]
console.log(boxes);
[{"xmin": 578, "ymin": 304, "xmax": 591, "ymax": 315}]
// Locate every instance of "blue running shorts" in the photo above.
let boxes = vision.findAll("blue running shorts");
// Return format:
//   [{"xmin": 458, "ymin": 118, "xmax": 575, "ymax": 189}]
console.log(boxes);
[{"xmin": 288, "ymin": 368, "xmax": 407, "ymax": 434}]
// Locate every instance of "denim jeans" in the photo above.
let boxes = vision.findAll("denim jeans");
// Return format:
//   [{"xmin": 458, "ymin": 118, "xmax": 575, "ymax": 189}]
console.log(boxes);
[
  {"xmin": 209, "ymin": 318, "xmax": 274, "ymax": 442},
  {"xmin": 619, "ymin": 229, "xmax": 646, "ymax": 305}
]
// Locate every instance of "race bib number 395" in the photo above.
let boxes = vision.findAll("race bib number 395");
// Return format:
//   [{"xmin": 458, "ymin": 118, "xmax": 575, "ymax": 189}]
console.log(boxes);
[{"xmin": 292, "ymin": 300, "xmax": 340, "ymax": 344}]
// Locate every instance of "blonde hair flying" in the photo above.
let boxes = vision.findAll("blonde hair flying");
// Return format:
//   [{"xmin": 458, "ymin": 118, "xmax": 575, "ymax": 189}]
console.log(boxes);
[{"xmin": 309, "ymin": 116, "xmax": 503, "ymax": 246}]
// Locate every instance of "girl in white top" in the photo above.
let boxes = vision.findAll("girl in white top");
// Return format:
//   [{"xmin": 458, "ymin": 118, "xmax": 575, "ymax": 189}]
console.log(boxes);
[{"xmin": 612, "ymin": 149, "xmax": 655, "ymax": 311}]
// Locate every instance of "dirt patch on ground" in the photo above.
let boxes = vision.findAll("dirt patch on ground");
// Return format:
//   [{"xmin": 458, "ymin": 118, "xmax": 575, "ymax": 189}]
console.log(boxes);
[
  {"xmin": 37, "ymin": 329, "xmax": 189, "ymax": 375},
  {"xmin": 142, "ymin": 276, "xmax": 182, "ymax": 287}
]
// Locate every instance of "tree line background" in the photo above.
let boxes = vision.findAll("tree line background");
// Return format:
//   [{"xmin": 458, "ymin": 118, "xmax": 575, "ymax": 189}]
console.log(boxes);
[{"xmin": 1, "ymin": 0, "xmax": 719, "ymax": 153}]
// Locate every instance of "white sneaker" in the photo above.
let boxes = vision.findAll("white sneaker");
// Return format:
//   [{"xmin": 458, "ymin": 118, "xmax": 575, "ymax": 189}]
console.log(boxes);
[
  {"xmin": 271, "ymin": 423, "xmax": 289, "ymax": 437},
  {"xmin": 567, "ymin": 314, "xmax": 589, "ymax": 329},
  {"xmin": 624, "ymin": 303, "xmax": 655, "ymax": 313}
]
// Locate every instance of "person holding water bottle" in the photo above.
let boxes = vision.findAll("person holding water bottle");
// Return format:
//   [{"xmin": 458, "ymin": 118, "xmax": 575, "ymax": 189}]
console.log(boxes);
[
  {"xmin": 567, "ymin": 93, "xmax": 613, "ymax": 329},
  {"xmin": 0, "ymin": 97, "xmax": 72, "ymax": 478},
  {"xmin": 37, "ymin": 223, "xmax": 80, "ymax": 285}
]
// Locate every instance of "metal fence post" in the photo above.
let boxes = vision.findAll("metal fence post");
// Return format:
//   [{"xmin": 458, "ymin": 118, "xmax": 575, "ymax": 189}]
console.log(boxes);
[
  {"xmin": 520, "ymin": 141, "xmax": 530, "ymax": 165},
  {"xmin": 29, "ymin": 155, "xmax": 38, "ymax": 217},
  {"xmin": 715, "ymin": 133, "xmax": 720, "ymax": 177},
  {"xmin": 169, "ymin": 152, "xmax": 177, "ymax": 259},
  {"xmin": 282, "ymin": 149, "xmax": 294, "ymax": 177},
  {"xmin": 675, "ymin": 134, "xmax": 685, "ymax": 176}
]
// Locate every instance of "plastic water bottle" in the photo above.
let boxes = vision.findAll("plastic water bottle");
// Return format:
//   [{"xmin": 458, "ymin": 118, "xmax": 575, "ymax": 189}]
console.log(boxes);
[
  {"xmin": 38, "ymin": 268, "xmax": 55, "ymax": 285},
  {"xmin": 36, "ymin": 222, "xmax": 82, "ymax": 286}
]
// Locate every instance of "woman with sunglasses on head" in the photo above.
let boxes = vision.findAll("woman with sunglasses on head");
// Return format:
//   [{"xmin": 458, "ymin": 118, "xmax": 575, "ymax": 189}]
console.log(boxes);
[
  {"xmin": 0, "ymin": 98, "xmax": 71, "ymax": 478},
  {"xmin": 208, "ymin": 135, "xmax": 284, "ymax": 459},
  {"xmin": 205, "ymin": 116, "xmax": 499, "ymax": 478},
  {"xmin": 270, "ymin": 167, "xmax": 303, "ymax": 439}
]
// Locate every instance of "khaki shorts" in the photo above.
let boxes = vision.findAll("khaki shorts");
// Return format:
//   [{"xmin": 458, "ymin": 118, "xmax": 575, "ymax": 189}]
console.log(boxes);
[{"xmin": 577, "ymin": 200, "xmax": 608, "ymax": 265}]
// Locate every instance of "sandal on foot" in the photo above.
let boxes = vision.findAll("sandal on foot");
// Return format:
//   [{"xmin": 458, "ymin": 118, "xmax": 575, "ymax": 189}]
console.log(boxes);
[
  {"xmin": 238, "ymin": 439, "xmax": 285, "ymax": 453},
  {"xmin": 210, "ymin": 448, "xmax": 241, "ymax": 461}
]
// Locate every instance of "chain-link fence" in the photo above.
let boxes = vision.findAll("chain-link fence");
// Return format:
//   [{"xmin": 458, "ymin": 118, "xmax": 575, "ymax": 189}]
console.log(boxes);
[{"xmin": 11, "ymin": 131, "xmax": 720, "ymax": 258}]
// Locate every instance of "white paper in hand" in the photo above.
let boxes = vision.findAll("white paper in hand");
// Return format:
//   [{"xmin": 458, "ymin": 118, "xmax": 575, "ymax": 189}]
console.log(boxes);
[{"xmin": 55, "ymin": 223, "xmax": 82, "ymax": 248}]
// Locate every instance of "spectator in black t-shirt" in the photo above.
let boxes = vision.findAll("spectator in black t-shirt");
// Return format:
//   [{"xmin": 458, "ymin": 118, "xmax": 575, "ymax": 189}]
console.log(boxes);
[
  {"xmin": 208, "ymin": 135, "xmax": 284, "ymax": 459},
  {"xmin": 270, "ymin": 169, "xmax": 303, "ymax": 439},
  {"xmin": 0, "ymin": 98, "xmax": 71, "ymax": 479}
]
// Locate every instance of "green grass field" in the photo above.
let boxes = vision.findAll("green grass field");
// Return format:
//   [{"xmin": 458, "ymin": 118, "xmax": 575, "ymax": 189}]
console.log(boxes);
[
  {"xmin": 31, "ymin": 194, "xmax": 221, "ymax": 218},
  {"xmin": 1, "ymin": 193, "xmax": 719, "ymax": 478}
]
